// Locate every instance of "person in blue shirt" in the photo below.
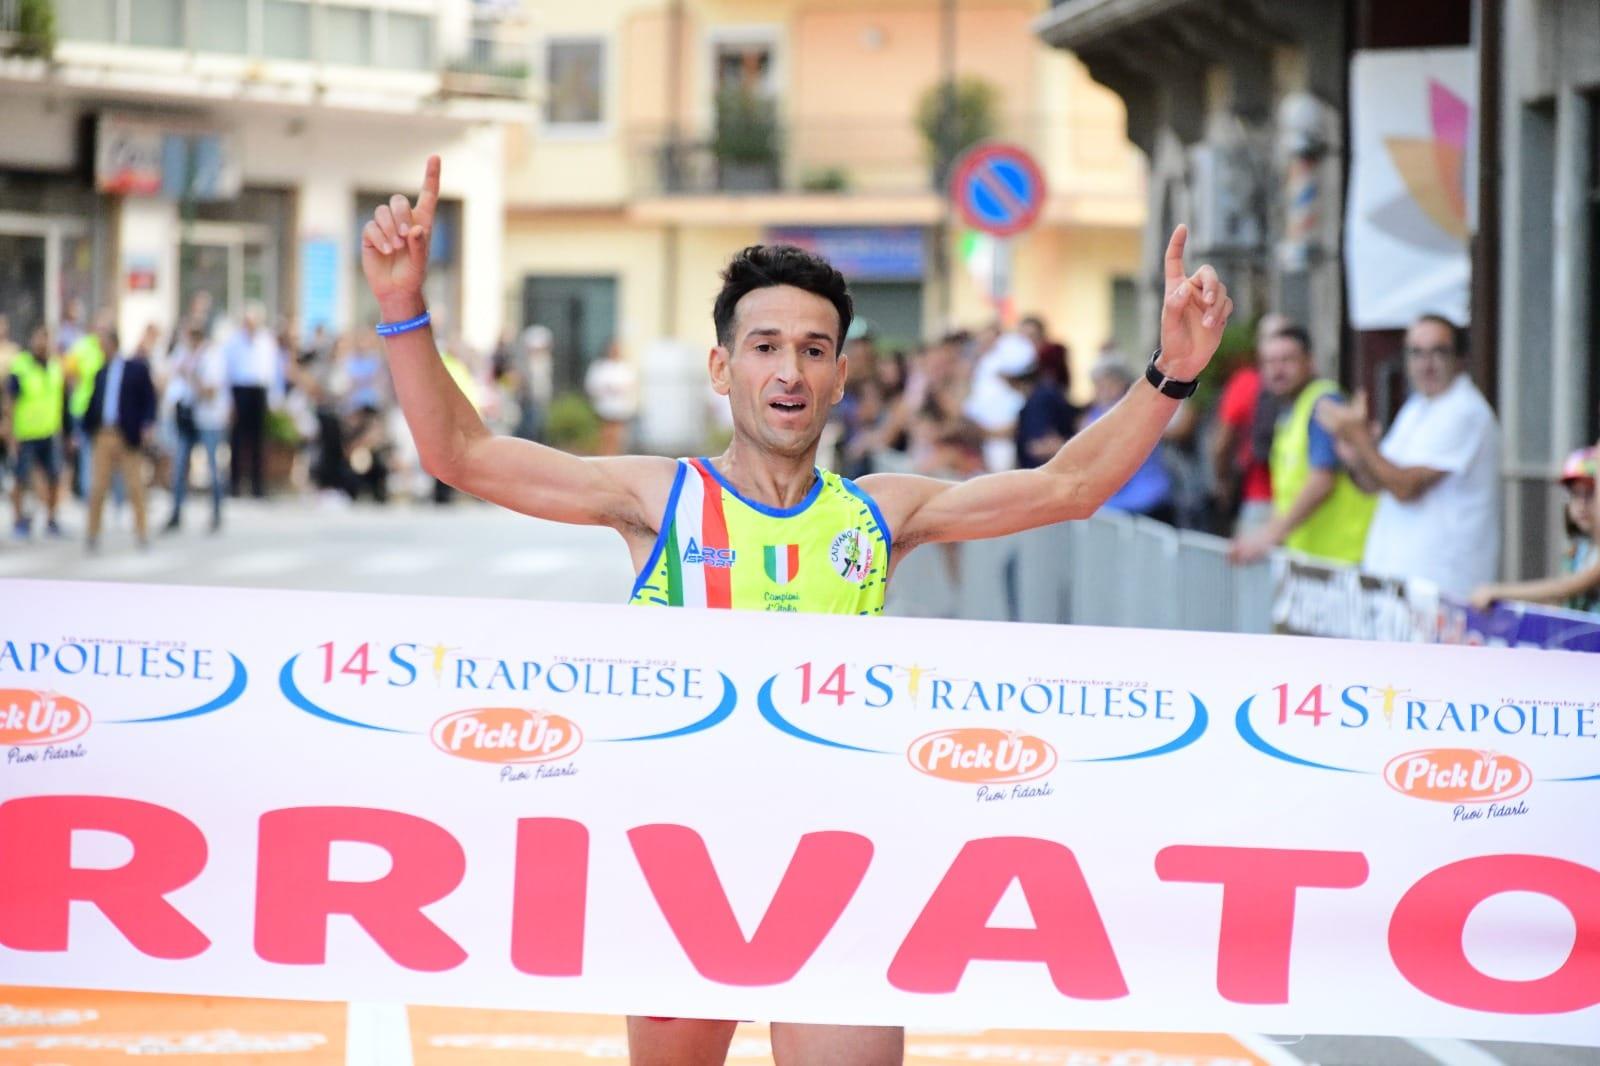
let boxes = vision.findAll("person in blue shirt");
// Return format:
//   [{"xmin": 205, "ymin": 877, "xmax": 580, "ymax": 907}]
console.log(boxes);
[
  {"xmin": 1014, "ymin": 340, "xmax": 1080, "ymax": 470},
  {"xmin": 1080, "ymin": 357, "xmax": 1175, "ymax": 523}
]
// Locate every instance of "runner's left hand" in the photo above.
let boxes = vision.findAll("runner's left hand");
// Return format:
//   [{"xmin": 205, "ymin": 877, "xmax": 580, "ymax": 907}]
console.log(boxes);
[{"xmin": 1156, "ymin": 225, "xmax": 1231, "ymax": 382}]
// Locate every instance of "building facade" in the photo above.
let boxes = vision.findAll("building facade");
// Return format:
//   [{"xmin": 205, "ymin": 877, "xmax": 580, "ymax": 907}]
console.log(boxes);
[
  {"xmin": 0, "ymin": 0, "xmax": 522, "ymax": 351},
  {"xmin": 505, "ymin": 0, "xmax": 1146, "ymax": 447},
  {"xmin": 1497, "ymin": 0, "xmax": 1600, "ymax": 578},
  {"xmin": 1040, "ymin": 0, "xmax": 1600, "ymax": 580}
]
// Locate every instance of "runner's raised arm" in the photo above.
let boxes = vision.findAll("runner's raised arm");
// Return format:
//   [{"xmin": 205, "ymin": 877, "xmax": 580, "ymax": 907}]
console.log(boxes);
[
  {"xmin": 360, "ymin": 156, "xmax": 671, "ymax": 537},
  {"xmin": 861, "ymin": 225, "xmax": 1233, "ymax": 551}
]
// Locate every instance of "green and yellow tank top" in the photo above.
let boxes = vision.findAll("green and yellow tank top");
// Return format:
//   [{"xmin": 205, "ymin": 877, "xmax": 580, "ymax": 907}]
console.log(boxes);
[{"xmin": 629, "ymin": 458, "xmax": 891, "ymax": 615}]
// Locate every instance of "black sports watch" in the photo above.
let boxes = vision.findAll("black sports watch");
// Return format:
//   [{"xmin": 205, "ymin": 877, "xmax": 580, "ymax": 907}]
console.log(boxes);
[{"xmin": 1144, "ymin": 347, "xmax": 1198, "ymax": 399}]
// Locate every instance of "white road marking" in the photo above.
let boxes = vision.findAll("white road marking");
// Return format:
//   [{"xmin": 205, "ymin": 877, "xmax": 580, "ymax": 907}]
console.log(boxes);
[
  {"xmin": 1230, "ymin": 1033, "xmax": 1307, "ymax": 1065},
  {"xmin": 1406, "ymin": 1038, "xmax": 1507, "ymax": 1066},
  {"xmin": 209, "ymin": 550, "xmax": 314, "ymax": 578},
  {"xmin": 351, "ymin": 549, "xmax": 437, "ymax": 577},
  {"xmin": 82, "ymin": 550, "xmax": 188, "ymax": 578},
  {"xmin": 345, "ymin": 1002, "xmax": 412, "ymax": 1066},
  {"xmin": 489, "ymin": 548, "xmax": 572, "ymax": 576},
  {"xmin": 0, "ymin": 551, "xmax": 62, "ymax": 576}
]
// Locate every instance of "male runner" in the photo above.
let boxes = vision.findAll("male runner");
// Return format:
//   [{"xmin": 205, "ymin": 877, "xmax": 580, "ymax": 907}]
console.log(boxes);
[{"xmin": 362, "ymin": 157, "xmax": 1232, "ymax": 1066}]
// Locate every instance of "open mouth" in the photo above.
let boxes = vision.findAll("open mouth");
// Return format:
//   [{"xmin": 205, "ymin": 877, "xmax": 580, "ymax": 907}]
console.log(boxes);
[{"xmin": 769, "ymin": 399, "xmax": 808, "ymax": 414}]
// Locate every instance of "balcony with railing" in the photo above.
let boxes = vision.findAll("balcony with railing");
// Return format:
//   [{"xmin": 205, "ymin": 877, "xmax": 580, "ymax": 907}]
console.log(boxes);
[
  {"xmin": 619, "ymin": 104, "xmax": 1145, "ymax": 230},
  {"xmin": 6, "ymin": 0, "xmax": 529, "ymax": 108},
  {"xmin": 627, "ymin": 113, "xmax": 1057, "ymax": 202},
  {"xmin": 440, "ymin": 4, "xmax": 531, "ymax": 100}
]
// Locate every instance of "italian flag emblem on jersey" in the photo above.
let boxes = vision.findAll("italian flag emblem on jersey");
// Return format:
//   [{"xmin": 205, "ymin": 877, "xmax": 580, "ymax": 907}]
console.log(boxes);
[{"xmin": 764, "ymin": 544, "xmax": 800, "ymax": 584}]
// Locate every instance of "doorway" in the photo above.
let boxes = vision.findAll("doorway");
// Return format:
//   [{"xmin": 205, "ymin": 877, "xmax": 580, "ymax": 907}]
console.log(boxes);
[
  {"xmin": 522, "ymin": 275, "xmax": 618, "ymax": 394},
  {"xmin": 179, "ymin": 221, "xmax": 277, "ymax": 331}
]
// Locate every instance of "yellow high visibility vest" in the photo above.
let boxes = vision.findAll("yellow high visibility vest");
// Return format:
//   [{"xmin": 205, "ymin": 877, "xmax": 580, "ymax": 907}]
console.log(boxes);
[
  {"xmin": 1270, "ymin": 379, "xmax": 1376, "ymax": 565},
  {"xmin": 10, "ymin": 350, "xmax": 66, "ymax": 441}
]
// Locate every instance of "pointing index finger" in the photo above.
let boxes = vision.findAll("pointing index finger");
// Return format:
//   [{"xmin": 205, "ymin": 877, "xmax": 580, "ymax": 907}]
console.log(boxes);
[
  {"xmin": 1164, "ymin": 224, "xmax": 1189, "ymax": 286},
  {"xmin": 416, "ymin": 155, "xmax": 441, "ymax": 226}
]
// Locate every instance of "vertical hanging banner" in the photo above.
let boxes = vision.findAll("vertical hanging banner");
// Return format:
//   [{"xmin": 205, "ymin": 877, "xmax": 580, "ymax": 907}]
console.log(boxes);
[
  {"xmin": 1344, "ymin": 48, "xmax": 1476, "ymax": 329},
  {"xmin": 0, "ymin": 579, "xmax": 1597, "ymax": 1046}
]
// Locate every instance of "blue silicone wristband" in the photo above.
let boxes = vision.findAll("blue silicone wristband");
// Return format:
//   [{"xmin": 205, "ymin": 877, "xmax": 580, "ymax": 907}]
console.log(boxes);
[{"xmin": 376, "ymin": 311, "xmax": 431, "ymax": 337}]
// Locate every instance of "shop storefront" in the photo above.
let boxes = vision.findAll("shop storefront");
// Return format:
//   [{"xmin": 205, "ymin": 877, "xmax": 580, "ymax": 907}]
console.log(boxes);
[{"xmin": 766, "ymin": 226, "xmax": 926, "ymax": 346}]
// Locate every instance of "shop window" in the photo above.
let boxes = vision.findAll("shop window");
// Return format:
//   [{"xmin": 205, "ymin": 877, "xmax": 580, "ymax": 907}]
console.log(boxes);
[
  {"xmin": 0, "ymin": 233, "xmax": 48, "ymax": 341},
  {"xmin": 544, "ymin": 38, "xmax": 605, "ymax": 129},
  {"xmin": 385, "ymin": 11, "xmax": 432, "ymax": 70},
  {"xmin": 57, "ymin": 0, "xmax": 116, "ymax": 41},
  {"xmin": 263, "ymin": 0, "xmax": 311, "ymax": 60},
  {"xmin": 714, "ymin": 39, "xmax": 775, "ymax": 96},
  {"xmin": 130, "ymin": 0, "xmax": 182, "ymax": 47},
  {"xmin": 320, "ymin": 5, "xmax": 373, "ymax": 66},
  {"xmin": 193, "ymin": 0, "xmax": 247, "ymax": 53},
  {"xmin": 850, "ymin": 281, "xmax": 923, "ymax": 352}
]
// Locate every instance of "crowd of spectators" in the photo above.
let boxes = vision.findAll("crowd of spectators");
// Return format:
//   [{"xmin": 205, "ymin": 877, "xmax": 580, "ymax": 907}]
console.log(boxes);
[
  {"xmin": 0, "ymin": 296, "xmax": 575, "ymax": 550},
  {"xmin": 4, "ymin": 295, "xmax": 1595, "ymax": 617},
  {"xmin": 824, "ymin": 309, "xmax": 1598, "ymax": 616}
]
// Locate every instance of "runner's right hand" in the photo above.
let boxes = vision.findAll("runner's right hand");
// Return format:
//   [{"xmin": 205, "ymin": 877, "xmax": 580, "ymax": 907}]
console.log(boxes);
[{"xmin": 361, "ymin": 155, "xmax": 439, "ymax": 311}]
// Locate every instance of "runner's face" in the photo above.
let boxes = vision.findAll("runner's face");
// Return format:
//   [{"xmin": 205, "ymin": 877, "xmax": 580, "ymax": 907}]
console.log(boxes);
[{"xmin": 711, "ymin": 285, "xmax": 846, "ymax": 458}]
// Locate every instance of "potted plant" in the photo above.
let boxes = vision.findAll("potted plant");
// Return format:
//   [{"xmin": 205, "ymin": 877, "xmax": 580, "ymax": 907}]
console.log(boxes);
[
  {"xmin": 713, "ymin": 86, "xmax": 780, "ymax": 192},
  {"xmin": 5, "ymin": 0, "xmax": 56, "ymax": 60}
]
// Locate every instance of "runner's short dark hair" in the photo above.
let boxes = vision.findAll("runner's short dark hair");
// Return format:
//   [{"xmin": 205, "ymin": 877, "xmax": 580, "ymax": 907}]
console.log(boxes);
[{"xmin": 714, "ymin": 244, "xmax": 853, "ymax": 352}]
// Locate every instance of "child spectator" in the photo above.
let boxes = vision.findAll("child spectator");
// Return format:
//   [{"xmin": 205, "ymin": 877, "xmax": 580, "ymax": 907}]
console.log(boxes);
[{"xmin": 1471, "ymin": 446, "xmax": 1599, "ymax": 613}]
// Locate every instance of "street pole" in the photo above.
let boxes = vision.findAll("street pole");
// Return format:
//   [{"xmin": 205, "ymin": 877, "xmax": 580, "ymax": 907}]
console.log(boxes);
[{"xmin": 935, "ymin": 0, "xmax": 956, "ymax": 327}]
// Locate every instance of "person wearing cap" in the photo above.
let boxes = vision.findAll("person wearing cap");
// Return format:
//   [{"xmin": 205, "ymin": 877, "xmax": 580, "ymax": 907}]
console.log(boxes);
[{"xmin": 1471, "ymin": 446, "xmax": 1599, "ymax": 613}]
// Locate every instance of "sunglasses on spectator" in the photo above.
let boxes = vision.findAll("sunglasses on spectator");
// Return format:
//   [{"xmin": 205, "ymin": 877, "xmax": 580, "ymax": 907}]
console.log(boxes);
[{"xmin": 1404, "ymin": 345, "xmax": 1457, "ymax": 360}]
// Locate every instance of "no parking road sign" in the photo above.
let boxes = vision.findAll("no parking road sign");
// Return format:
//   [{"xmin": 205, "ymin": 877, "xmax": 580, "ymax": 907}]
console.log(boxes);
[{"xmin": 950, "ymin": 142, "xmax": 1046, "ymax": 237}]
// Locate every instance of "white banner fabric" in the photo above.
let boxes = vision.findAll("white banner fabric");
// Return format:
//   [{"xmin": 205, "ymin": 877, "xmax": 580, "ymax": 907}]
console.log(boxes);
[
  {"xmin": 1345, "ymin": 48, "xmax": 1476, "ymax": 330},
  {"xmin": 1, "ymin": 579, "xmax": 1597, "ymax": 1046}
]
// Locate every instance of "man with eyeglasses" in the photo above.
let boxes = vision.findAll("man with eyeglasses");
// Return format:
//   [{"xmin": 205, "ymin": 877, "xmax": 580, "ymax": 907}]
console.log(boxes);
[{"xmin": 1317, "ymin": 313, "xmax": 1500, "ymax": 598}]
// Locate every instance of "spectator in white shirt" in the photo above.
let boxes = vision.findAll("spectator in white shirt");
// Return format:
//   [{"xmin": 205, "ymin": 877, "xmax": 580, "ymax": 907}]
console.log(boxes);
[
  {"xmin": 1317, "ymin": 314, "xmax": 1500, "ymax": 598},
  {"xmin": 163, "ymin": 324, "xmax": 231, "ymax": 533},
  {"xmin": 224, "ymin": 304, "xmax": 281, "ymax": 498},
  {"xmin": 584, "ymin": 341, "xmax": 639, "ymax": 456},
  {"xmin": 963, "ymin": 329, "xmax": 1033, "ymax": 472}
]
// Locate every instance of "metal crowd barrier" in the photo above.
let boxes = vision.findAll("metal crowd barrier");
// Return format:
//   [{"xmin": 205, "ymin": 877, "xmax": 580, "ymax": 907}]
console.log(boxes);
[{"xmin": 887, "ymin": 511, "xmax": 1274, "ymax": 634}]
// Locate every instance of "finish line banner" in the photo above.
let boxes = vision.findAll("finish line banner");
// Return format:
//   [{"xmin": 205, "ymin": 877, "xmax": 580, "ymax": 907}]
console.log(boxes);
[{"xmin": 1, "ymin": 579, "xmax": 1597, "ymax": 1046}]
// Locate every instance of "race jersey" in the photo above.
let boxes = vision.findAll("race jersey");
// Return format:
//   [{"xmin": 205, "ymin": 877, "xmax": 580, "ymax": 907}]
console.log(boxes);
[{"xmin": 629, "ymin": 458, "xmax": 891, "ymax": 615}]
